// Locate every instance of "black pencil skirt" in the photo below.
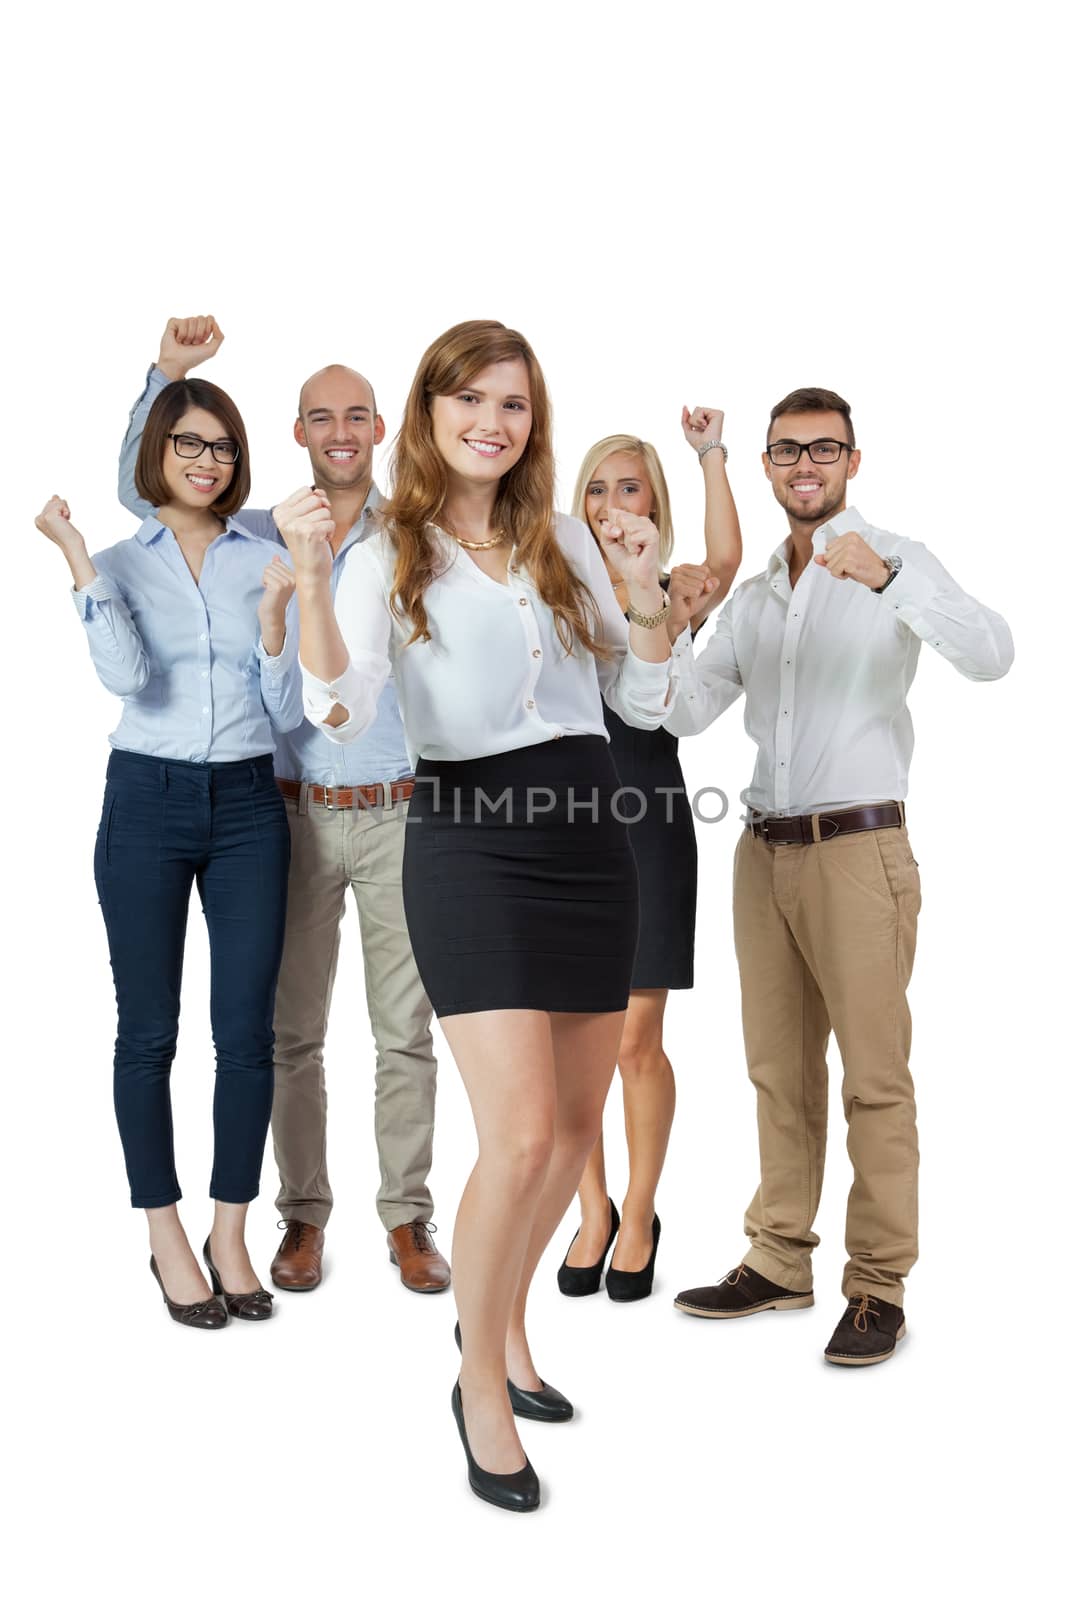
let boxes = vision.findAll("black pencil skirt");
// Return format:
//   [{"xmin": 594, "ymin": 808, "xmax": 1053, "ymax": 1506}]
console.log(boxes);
[{"xmin": 402, "ymin": 735, "xmax": 639, "ymax": 1018}]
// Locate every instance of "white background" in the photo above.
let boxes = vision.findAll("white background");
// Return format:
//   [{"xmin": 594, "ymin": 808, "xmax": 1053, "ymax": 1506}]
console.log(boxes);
[{"xmin": 6, "ymin": 3, "xmax": 1060, "ymax": 1595}]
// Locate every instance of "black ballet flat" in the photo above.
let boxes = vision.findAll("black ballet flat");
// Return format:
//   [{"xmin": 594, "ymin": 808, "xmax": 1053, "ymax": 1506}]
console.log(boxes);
[
  {"xmin": 149, "ymin": 1256, "xmax": 228, "ymax": 1330},
  {"xmin": 451, "ymin": 1383, "xmax": 540, "ymax": 1513},
  {"xmin": 203, "ymin": 1238, "xmax": 274, "ymax": 1321},
  {"xmin": 454, "ymin": 1323, "xmax": 574, "ymax": 1422},
  {"xmin": 605, "ymin": 1214, "xmax": 661, "ymax": 1303},
  {"xmin": 557, "ymin": 1198, "xmax": 620, "ymax": 1297}
]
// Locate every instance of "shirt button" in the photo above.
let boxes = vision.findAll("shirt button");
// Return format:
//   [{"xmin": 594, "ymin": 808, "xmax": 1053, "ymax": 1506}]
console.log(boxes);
[
  {"xmin": 329, "ymin": 691, "xmax": 340, "ymax": 701},
  {"xmin": 199, "ymin": 633, "xmax": 207, "ymax": 641},
  {"xmin": 519, "ymin": 598, "xmax": 528, "ymax": 606},
  {"xmin": 201, "ymin": 706, "xmax": 209, "ymax": 715},
  {"xmin": 201, "ymin": 670, "xmax": 208, "ymax": 678},
  {"xmin": 532, "ymin": 649, "xmax": 542, "ymax": 658},
  {"xmin": 526, "ymin": 699, "xmax": 535, "ymax": 709}
]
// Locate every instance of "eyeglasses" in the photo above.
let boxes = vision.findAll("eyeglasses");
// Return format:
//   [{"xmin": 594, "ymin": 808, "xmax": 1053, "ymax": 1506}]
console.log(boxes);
[
  {"xmin": 168, "ymin": 432, "xmax": 240, "ymax": 466},
  {"xmin": 767, "ymin": 439, "xmax": 853, "ymax": 466}
]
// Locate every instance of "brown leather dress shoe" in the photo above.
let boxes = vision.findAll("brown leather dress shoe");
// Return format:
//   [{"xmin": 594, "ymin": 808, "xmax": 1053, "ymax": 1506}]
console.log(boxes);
[
  {"xmin": 387, "ymin": 1221, "xmax": 451, "ymax": 1293},
  {"xmin": 271, "ymin": 1220, "xmax": 324, "ymax": 1292}
]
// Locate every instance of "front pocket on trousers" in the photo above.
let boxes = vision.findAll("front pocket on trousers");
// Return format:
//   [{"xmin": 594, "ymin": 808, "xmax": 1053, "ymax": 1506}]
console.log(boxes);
[{"xmin": 99, "ymin": 791, "xmax": 117, "ymax": 867}]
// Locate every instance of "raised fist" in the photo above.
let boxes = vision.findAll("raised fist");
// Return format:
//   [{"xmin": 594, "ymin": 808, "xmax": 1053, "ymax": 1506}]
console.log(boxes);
[
  {"xmin": 668, "ymin": 562, "xmax": 719, "ymax": 635},
  {"xmin": 35, "ymin": 494, "xmax": 83, "ymax": 551},
  {"xmin": 681, "ymin": 406, "xmax": 725, "ymax": 453},
  {"xmin": 157, "ymin": 315, "xmax": 225, "ymax": 381},
  {"xmin": 273, "ymin": 487, "xmax": 336, "ymax": 582}
]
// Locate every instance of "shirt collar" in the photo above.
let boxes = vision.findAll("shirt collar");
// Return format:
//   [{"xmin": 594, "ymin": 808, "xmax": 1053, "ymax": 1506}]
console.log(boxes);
[
  {"xmin": 135, "ymin": 513, "xmax": 257, "ymax": 546},
  {"xmin": 765, "ymin": 505, "xmax": 870, "ymax": 576},
  {"xmin": 335, "ymin": 482, "xmax": 384, "ymax": 558}
]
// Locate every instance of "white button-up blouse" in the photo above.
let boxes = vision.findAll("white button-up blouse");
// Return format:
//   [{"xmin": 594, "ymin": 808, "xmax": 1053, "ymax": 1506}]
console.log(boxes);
[{"xmin": 301, "ymin": 514, "xmax": 676, "ymax": 764}]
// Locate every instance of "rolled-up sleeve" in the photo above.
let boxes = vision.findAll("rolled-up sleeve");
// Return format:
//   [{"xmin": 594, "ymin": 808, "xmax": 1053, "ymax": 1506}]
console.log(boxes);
[
  {"xmin": 72, "ymin": 567, "xmax": 151, "ymax": 697},
  {"xmin": 300, "ymin": 543, "xmax": 392, "ymax": 744}
]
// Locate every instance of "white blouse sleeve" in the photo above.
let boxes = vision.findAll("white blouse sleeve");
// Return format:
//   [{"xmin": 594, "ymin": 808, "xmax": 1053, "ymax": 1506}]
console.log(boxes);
[
  {"xmin": 560, "ymin": 516, "xmax": 676, "ymax": 730},
  {"xmin": 300, "ymin": 539, "xmax": 393, "ymax": 745}
]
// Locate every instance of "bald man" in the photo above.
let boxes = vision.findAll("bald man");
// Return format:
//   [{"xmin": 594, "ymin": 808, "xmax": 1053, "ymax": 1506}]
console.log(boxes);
[{"xmin": 117, "ymin": 317, "xmax": 449, "ymax": 1297}]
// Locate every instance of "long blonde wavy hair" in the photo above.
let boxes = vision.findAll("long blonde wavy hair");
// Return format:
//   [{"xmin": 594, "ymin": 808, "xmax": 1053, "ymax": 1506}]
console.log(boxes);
[
  {"xmin": 383, "ymin": 319, "xmax": 610, "ymax": 659},
  {"xmin": 571, "ymin": 434, "xmax": 675, "ymax": 569}
]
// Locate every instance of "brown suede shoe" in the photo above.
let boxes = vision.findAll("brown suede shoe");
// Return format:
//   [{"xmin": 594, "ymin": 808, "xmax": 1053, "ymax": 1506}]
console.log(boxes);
[
  {"xmin": 824, "ymin": 1294, "xmax": 906, "ymax": 1366},
  {"xmin": 271, "ymin": 1220, "xmax": 324, "ymax": 1292},
  {"xmin": 387, "ymin": 1221, "xmax": 451, "ymax": 1293},
  {"xmin": 674, "ymin": 1263, "xmax": 814, "ymax": 1318}
]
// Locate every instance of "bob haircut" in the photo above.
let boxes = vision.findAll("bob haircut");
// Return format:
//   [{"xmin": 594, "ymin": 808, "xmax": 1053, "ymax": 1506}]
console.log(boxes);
[
  {"xmin": 135, "ymin": 378, "xmax": 251, "ymax": 517},
  {"xmin": 571, "ymin": 434, "xmax": 675, "ymax": 568},
  {"xmin": 384, "ymin": 319, "xmax": 610, "ymax": 660}
]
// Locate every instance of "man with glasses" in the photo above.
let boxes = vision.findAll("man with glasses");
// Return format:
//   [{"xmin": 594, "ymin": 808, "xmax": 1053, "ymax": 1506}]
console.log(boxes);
[
  {"xmin": 666, "ymin": 386, "xmax": 1012, "ymax": 1363},
  {"xmin": 117, "ymin": 316, "xmax": 450, "ymax": 1297}
]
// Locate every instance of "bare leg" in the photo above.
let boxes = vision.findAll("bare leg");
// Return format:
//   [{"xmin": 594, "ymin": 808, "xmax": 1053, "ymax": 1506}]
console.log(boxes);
[
  {"xmin": 146, "ymin": 1204, "xmax": 212, "ymax": 1303},
  {"xmin": 209, "ymin": 1200, "xmax": 262, "ymax": 1292},
  {"xmin": 611, "ymin": 989, "xmax": 675, "ymax": 1271},
  {"xmin": 507, "ymin": 1010, "xmax": 626, "ymax": 1388},
  {"xmin": 564, "ymin": 1126, "xmax": 616, "ymax": 1269},
  {"xmin": 442, "ymin": 1009, "xmax": 558, "ymax": 1475}
]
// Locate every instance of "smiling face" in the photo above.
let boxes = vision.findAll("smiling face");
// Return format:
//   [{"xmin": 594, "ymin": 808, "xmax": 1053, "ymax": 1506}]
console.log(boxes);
[
  {"xmin": 584, "ymin": 451, "xmax": 656, "ymax": 549},
  {"xmin": 296, "ymin": 366, "xmax": 385, "ymax": 492},
  {"xmin": 764, "ymin": 409, "xmax": 861, "ymax": 525},
  {"xmin": 160, "ymin": 406, "xmax": 237, "ymax": 512},
  {"xmin": 430, "ymin": 358, "xmax": 533, "ymax": 490}
]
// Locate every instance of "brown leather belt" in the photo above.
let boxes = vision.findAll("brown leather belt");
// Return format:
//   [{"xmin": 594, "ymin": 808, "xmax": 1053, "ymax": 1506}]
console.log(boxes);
[
  {"xmin": 277, "ymin": 777, "xmax": 416, "ymax": 810},
  {"xmin": 746, "ymin": 801, "xmax": 905, "ymax": 846}
]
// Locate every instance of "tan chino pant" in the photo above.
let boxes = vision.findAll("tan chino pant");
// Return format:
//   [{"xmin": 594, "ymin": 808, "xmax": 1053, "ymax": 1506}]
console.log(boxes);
[
  {"xmin": 271, "ymin": 791, "xmax": 437, "ymax": 1231},
  {"xmin": 733, "ymin": 823, "xmax": 921, "ymax": 1306}
]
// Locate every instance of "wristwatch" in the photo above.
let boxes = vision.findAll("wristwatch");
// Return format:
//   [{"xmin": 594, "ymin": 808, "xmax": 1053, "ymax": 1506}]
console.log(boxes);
[
  {"xmin": 697, "ymin": 439, "xmax": 728, "ymax": 463},
  {"xmin": 873, "ymin": 554, "xmax": 902, "ymax": 594}
]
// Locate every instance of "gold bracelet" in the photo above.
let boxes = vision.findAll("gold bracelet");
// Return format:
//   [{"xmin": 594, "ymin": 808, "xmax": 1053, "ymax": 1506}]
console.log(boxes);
[{"xmin": 627, "ymin": 595, "xmax": 671, "ymax": 629}]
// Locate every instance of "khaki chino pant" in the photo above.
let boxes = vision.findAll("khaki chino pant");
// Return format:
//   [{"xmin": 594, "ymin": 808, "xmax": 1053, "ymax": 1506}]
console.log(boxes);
[
  {"xmin": 733, "ymin": 823, "xmax": 921, "ymax": 1306},
  {"xmin": 271, "ymin": 791, "xmax": 437, "ymax": 1231}
]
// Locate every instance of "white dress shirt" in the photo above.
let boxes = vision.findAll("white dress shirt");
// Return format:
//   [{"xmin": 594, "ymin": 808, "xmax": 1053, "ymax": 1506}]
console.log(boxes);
[
  {"xmin": 665, "ymin": 507, "xmax": 1013, "ymax": 815},
  {"xmin": 301, "ymin": 514, "xmax": 676, "ymax": 763}
]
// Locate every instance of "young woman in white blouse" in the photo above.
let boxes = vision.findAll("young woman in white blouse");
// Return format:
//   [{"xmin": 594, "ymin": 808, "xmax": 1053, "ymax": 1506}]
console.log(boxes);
[{"xmin": 276, "ymin": 320, "xmax": 675, "ymax": 1513}]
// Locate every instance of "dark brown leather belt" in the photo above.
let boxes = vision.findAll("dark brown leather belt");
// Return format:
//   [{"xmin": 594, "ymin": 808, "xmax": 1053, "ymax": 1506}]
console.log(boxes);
[
  {"xmin": 277, "ymin": 777, "xmax": 416, "ymax": 810},
  {"xmin": 746, "ymin": 801, "xmax": 905, "ymax": 846}
]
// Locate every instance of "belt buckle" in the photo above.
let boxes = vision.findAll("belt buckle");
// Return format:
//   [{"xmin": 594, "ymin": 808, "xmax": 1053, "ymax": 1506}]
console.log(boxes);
[
  {"xmin": 752, "ymin": 813, "xmax": 772, "ymax": 842},
  {"xmin": 322, "ymin": 785, "xmax": 334, "ymax": 811}
]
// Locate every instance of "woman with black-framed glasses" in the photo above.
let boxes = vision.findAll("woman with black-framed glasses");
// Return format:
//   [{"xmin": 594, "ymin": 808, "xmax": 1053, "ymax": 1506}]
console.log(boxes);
[{"xmin": 35, "ymin": 357, "xmax": 304, "ymax": 1330}]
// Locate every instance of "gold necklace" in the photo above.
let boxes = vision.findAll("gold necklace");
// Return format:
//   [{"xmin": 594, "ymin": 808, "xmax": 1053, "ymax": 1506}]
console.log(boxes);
[{"xmin": 438, "ymin": 518, "xmax": 511, "ymax": 551}]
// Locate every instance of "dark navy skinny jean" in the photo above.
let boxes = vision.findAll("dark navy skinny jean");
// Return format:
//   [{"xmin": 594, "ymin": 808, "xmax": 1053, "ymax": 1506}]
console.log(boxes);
[{"xmin": 94, "ymin": 749, "xmax": 290, "ymax": 1207}]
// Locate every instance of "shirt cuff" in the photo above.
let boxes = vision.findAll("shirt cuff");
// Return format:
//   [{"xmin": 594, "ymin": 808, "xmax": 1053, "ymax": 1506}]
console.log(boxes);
[
  {"xmin": 72, "ymin": 573, "xmax": 120, "ymax": 617},
  {"xmin": 301, "ymin": 660, "xmax": 362, "ymax": 742},
  {"xmin": 257, "ymin": 626, "xmax": 297, "ymax": 676},
  {"xmin": 878, "ymin": 558, "xmax": 937, "ymax": 612}
]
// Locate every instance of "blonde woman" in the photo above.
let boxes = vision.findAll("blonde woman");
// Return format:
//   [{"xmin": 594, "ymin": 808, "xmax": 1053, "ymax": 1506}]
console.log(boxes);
[
  {"xmin": 276, "ymin": 321, "xmax": 676, "ymax": 1512},
  {"xmin": 557, "ymin": 411, "xmax": 741, "ymax": 1300}
]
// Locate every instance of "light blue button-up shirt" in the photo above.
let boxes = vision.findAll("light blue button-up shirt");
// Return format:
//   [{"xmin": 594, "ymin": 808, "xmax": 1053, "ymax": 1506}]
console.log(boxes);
[
  {"xmin": 118, "ymin": 366, "xmax": 412, "ymax": 786},
  {"xmin": 75, "ymin": 516, "xmax": 305, "ymax": 762}
]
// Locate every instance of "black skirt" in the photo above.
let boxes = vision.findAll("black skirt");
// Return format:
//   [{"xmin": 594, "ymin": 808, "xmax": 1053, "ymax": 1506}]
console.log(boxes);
[
  {"xmin": 402, "ymin": 736, "xmax": 638, "ymax": 1018},
  {"xmin": 602, "ymin": 703, "xmax": 698, "ymax": 990}
]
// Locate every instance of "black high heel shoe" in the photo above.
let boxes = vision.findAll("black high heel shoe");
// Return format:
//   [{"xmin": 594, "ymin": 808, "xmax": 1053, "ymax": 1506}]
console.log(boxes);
[
  {"xmin": 451, "ymin": 1383, "xmax": 540, "ymax": 1512},
  {"xmin": 454, "ymin": 1322, "xmax": 574, "ymax": 1422},
  {"xmin": 557, "ymin": 1198, "xmax": 620, "ymax": 1297},
  {"xmin": 203, "ymin": 1237, "xmax": 274, "ymax": 1321},
  {"xmin": 149, "ymin": 1256, "xmax": 228, "ymax": 1330},
  {"xmin": 605, "ymin": 1214, "xmax": 661, "ymax": 1302}
]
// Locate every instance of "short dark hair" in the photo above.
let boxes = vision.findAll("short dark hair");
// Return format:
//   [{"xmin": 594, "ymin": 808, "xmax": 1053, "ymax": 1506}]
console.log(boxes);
[
  {"xmin": 135, "ymin": 378, "xmax": 251, "ymax": 516},
  {"xmin": 767, "ymin": 386, "xmax": 855, "ymax": 450}
]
